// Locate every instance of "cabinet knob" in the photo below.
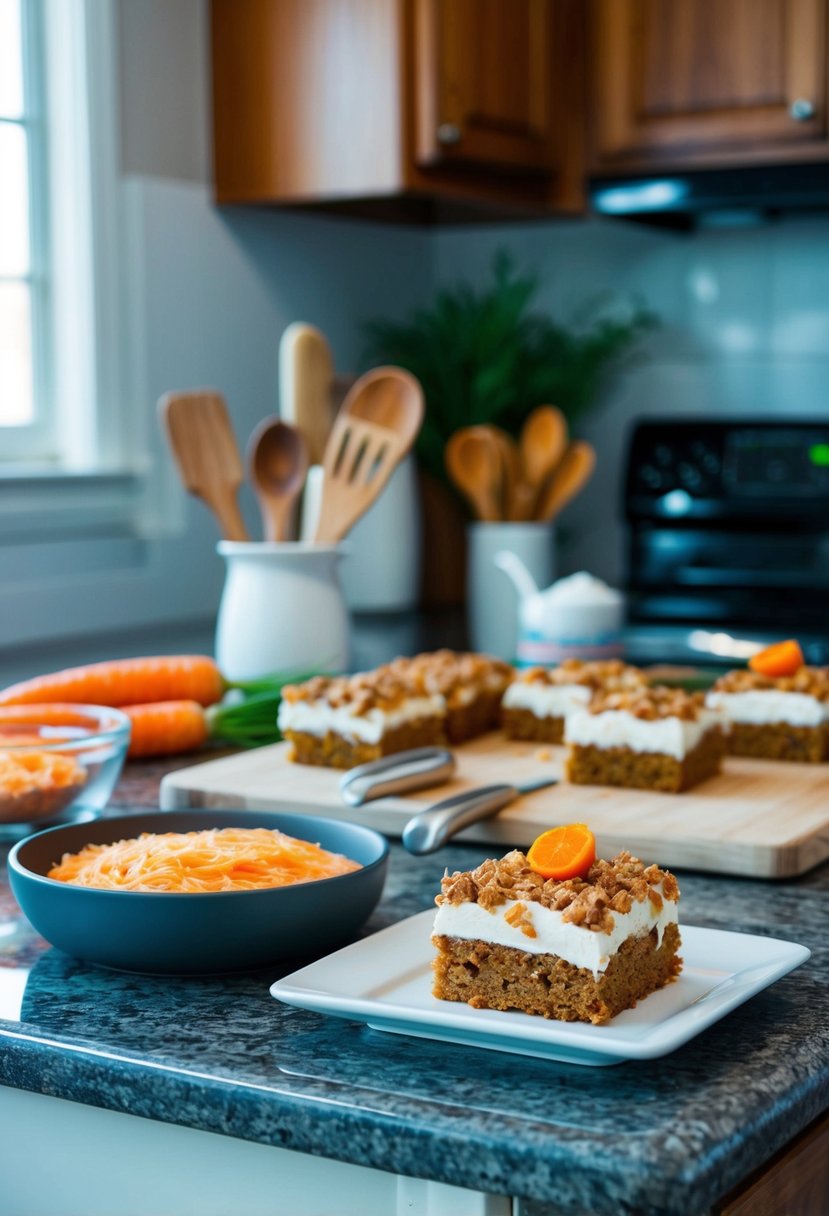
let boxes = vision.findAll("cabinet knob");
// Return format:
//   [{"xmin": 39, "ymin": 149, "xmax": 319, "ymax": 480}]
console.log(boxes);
[
  {"xmin": 790, "ymin": 98, "xmax": 815, "ymax": 122},
  {"xmin": 436, "ymin": 122, "xmax": 461, "ymax": 146}
]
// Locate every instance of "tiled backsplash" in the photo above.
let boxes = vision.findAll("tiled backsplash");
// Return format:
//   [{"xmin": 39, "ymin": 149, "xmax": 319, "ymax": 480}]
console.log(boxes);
[{"xmin": 435, "ymin": 215, "xmax": 829, "ymax": 585}]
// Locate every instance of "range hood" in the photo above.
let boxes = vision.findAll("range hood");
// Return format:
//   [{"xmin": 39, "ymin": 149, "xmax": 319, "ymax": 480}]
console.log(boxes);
[{"xmin": 589, "ymin": 161, "xmax": 829, "ymax": 228}]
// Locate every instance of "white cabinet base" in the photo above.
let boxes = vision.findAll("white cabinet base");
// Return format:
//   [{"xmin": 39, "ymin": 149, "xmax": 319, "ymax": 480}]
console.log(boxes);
[{"xmin": 0, "ymin": 1085, "xmax": 512, "ymax": 1216}]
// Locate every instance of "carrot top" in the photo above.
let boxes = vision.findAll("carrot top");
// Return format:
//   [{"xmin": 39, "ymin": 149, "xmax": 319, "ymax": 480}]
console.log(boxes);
[
  {"xmin": 527, "ymin": 823, "xmax": 596, "ymax": 881},
  {"xmin": 748, "ymin": 639, "xmax": 804, "ymax": 679}
]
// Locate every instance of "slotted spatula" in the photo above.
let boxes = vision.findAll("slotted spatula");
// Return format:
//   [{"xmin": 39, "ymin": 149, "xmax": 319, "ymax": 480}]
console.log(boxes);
[
  {"xmin": 158, "ymin": 390, "xmax": 250, "ymax": 541},
  {"xmin": 312, "ymin": 367, "xmax": 424, "ymax": 544}
]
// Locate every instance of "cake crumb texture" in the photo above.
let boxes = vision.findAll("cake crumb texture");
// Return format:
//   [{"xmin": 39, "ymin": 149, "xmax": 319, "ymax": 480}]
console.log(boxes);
[
  {"xmin": 431, "ymin": 923, "xmax": 682, "ymax": 1025},
  {"xmin": 565, "ymin": 728, "xmax": 725, "ymax": 792}
]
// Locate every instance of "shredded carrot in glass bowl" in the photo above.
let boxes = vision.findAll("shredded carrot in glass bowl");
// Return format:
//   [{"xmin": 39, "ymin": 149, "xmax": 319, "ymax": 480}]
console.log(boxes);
[
  {"xmin": 0, "ymin": 750, "xmax": 88, "ymax": 823},
  {"xmin": 0, "ymin": 705, "xmax": 130, "ymax": 827}
]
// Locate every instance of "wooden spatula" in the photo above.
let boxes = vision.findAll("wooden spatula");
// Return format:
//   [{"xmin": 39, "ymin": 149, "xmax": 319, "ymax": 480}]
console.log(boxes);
[
  {"xmin": 313, "ymin": 367, "xmax": 424, "ymax": 544},
  {"xmin": 158, "ymin": 390, "xmax": 249, "ymax": 541},
  {"xmin": 535, "ymin": 440, "xmax": 596, "ymax": 522}
]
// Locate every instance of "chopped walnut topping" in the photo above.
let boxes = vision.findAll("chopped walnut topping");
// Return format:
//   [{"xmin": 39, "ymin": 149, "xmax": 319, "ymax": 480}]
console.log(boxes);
[
  {"xmin": 503, "ymin": 901, "xmax": 537, "ymax": 938},
  {"xmin": 711, "ymin": 666, "xmax": 829, "ymax": 701},
  {"xmin": 588, "ymin": 684, "xmax": 705, "ymax": 721},
  {"xmin": 389, "ymin": 650, "xmax": 513, "ymax": 704},
  {"xmin": 281, "ymin": 667, "xmax": 429, "ymax": 715},
  {"xmin": 437, "ymin": 848, "xmax": 679, "ymax": 936},
  {"xmin": 514, "ymin": 660, "xmax": 647, "ymax": 693}
]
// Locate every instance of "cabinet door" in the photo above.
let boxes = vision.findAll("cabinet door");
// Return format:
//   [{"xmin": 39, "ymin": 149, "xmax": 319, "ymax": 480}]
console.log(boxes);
[
  {"xmin": 413, "ymin": 0, "xmax": 555, "ymax": 174},
  {"xmin": 592, "ymin": 0, "xmax": 828, "ymax": 170}
]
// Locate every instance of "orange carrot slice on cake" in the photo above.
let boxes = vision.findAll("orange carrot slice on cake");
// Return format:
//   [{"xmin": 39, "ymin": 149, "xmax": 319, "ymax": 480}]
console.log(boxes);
[
  {"xmin": 748, "ymin": 639, "xmax": 804, "ymax": 679},
  {"xmin": 527, "ymin": 823, "xmax": 596, "ymax": 880}
]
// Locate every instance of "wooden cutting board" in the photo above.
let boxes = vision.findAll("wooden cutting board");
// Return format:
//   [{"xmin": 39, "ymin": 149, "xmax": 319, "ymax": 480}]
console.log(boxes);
[{"xmin": 158, "ymin": 734, "xmax": 829, "ymax": 879}]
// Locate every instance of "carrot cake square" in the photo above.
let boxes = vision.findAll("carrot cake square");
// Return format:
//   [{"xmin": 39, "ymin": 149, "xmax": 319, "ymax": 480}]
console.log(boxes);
[
  {"xmin": 391, "ymin": 650, "xmax": 514, "ymax": 743},
  {"xmin": 705, "ymin": 666, "xmax": 829, "ymax": 762},
  {"xmin": 565, "ymin": 685, "xmax": 726, "ymax": 792},
  {"xmin": 432, "ymin": 842, "xmax": 682, "ymax": 1025},
  {"xmin": 502, "ymin": 659, "xmax": 647, "ymax": 744},
  {"xmin": 277, "ymin": 669, "xmax": 446, "ymax": 769}
]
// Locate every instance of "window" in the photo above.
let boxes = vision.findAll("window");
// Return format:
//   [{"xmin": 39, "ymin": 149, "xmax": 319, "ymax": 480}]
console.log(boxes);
[{"xmin": 0, "ymin": 0, "xmax": 50, "ymax": 458}]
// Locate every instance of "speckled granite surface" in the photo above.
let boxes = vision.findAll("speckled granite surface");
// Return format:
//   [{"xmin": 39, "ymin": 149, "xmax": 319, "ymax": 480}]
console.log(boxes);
[{"xmin": 0, "ymin": 760, "xmax": 827, "ymax": 1216}]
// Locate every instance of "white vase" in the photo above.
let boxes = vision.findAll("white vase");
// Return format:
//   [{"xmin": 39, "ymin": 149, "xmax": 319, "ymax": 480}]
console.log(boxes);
[
  {"xmin": 215, "ymin": 542, "xmax": 350, "ymax": 682},
  {"xmin": 467, "ymin": 522, "xmax": 556, "ymax": 661}
]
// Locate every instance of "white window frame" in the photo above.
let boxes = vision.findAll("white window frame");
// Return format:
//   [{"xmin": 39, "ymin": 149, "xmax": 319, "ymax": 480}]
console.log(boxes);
[
  {"xmin": 0, "ymin": 1, "xmax": 219, "ymax": 654},
  {"xmin": 0, "ymin": 0, "xmax": 148, "ymax": 525},
  {"xmin": 0, "ymin": 0, "xmax": 53, "ymax": 459}
]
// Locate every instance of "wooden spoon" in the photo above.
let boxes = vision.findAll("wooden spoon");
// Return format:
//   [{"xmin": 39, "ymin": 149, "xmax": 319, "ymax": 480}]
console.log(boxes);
[
  {"xmin": 247, "ymin": 417, "xmax": 309, "ymax": 541},
  {"xmin": 511, "ymin": 406, "xmax": 568, "ymax": 520},
  {"xmin": 535, "ymin": 440, "xmax": 596, "ymax": 521},
  {"xmin": 445, "ymin": 426, "xmax": 503, "ymax": 522},
  {"xmin": 313, "ymin": 367, "xmax": 424, "ymax": 544},
  {"xmin": 158, "ymin": 390, "xmax": 249, "ymax": 541}
]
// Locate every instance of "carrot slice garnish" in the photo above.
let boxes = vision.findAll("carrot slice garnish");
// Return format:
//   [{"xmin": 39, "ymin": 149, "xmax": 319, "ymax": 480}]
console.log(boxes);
[
  {"xmin": 527, "ymin": 823, "xmax": 596, "ymax": 881},
  {"xmin": 748, "ymin": 639, "xmax": 804, "ymax": 679}
]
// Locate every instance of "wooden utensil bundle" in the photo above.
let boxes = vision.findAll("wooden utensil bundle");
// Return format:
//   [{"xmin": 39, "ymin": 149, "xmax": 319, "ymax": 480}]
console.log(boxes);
[
  {"xmin": 445, "ymin": 407, "xmax": 596, "ymax": 524},
  {"xmin": 159, "ymin": 363, "xmax": 424, "ymax": 546}
]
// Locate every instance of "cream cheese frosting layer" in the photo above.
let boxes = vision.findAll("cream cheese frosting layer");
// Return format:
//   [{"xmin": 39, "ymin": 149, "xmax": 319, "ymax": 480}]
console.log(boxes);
[
  {"xmin": 277, "ymin": 695, "xmax": 444, "ymax": 743},
  {"xmin": 432, "ymin": 885, "xmax": 676, "ymax": 979},
  {"xmin": 565, "ymin": 707, "xmax": 723, "ymax": 760},
  {"xmin": 705, "ymin": 689, "xmax": 829, "ymax": 727},
  {"xmin": 502, "ymin": 681, "xmax": 592, "ymax": 718}
]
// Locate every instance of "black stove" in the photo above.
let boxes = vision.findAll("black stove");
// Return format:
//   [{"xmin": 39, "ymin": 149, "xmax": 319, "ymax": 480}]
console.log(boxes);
[{"xmin": 623, "ymin": 418, "xmax": 829, "ymax": 666}]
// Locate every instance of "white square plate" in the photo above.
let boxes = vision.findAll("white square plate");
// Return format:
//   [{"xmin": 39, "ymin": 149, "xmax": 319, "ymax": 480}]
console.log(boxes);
[{"xmin": 270, "ymin": 911, "xmax": 810, "ymax": 1066}]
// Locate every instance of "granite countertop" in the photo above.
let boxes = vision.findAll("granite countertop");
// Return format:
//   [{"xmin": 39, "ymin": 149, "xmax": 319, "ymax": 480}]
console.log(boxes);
[{"xmin": 0, "ymin": 753, "xmax": 826, "ymax": 1216}]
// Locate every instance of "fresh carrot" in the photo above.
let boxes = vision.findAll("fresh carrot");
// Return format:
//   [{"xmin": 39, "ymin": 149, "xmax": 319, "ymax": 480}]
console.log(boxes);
[
  {"xmin": 527, "ymin": 823, "xmax": 596, "ymax": 881},
  {"xmin": 125, "ymin": 679, "xmax": 324, "ymax": 757},
  {"xmin": 123, "ymin": 700, "xmax": 209, "ymax": 758},
  {"xmin": 748, "ymin": 639, "xmax": 804, "ymax": 679},
  {"xmin": 0, "ymin": 668, "xmax": 320, "ymax": 759},
  {"xmin": 0, "ymin": 656, "xmax": 226, "ymax": 709},
  {"xmin": 0, "ymin": 705, "xmax": 108, "ymax": 730}
]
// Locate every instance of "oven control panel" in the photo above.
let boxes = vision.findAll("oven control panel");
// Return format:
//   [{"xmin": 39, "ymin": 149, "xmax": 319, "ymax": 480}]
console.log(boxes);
[{"xmin": 626, "ymin": 419, "xmax": 829, "ymax": 521}]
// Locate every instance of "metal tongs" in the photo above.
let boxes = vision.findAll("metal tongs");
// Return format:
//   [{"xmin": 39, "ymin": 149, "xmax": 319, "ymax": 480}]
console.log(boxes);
[
  {"xmin": 401, "ymin": 777, "xmax": 558, "ymax": 855},
  {"xmin": 339, "ymin": 747, "xmax": 558, "ymax": 855},
  {"xmin": 339, "ymin": 747, "xmax": 456, "ymax": 807}
]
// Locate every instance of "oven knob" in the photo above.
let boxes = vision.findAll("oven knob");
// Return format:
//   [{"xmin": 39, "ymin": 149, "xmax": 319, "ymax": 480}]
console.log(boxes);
[
  {"xmin": 639, "ymin": 464, "xmax": 663, "ymax": 490},
  {"xmin": 678, "ymin": 461, "xmax": 703, "ymax": 492}
]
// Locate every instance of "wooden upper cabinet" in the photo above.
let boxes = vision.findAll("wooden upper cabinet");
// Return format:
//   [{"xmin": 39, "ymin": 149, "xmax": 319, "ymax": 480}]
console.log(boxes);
[
  {"xmin": 211, "ymin": 0, "xmax": 586, "ymax": 219},
  {"xmin": 590, "ymin": 0, "xmax": 829, "ymax": 171},
  {"xmin": 412, "ymin": 0, "xmax": 555, "ymax": 174}
]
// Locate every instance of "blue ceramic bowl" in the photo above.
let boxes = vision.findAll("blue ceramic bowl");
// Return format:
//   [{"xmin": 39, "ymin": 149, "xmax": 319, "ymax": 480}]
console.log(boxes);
[{"xmin": 9, "ymin": 809, "xmax": 389, "ymax": 974}]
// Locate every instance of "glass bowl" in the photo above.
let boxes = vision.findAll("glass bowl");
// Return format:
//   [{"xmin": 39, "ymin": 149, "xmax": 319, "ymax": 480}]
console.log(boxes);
[{"xmin": 0, "ymin": 704, "xmax": 130, "ymax": 831}]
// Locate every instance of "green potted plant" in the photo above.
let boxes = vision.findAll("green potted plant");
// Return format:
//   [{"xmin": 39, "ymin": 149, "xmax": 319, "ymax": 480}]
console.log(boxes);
[{"xmin": 362, "ymin": 251, "xmax": 655, "ymax": 603}]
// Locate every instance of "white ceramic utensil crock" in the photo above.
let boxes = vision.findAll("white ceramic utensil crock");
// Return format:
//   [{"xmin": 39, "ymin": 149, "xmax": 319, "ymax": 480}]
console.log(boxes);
[{"xmin": 215, "ymin": 542, "xmax": 350, "ymax": 682}]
